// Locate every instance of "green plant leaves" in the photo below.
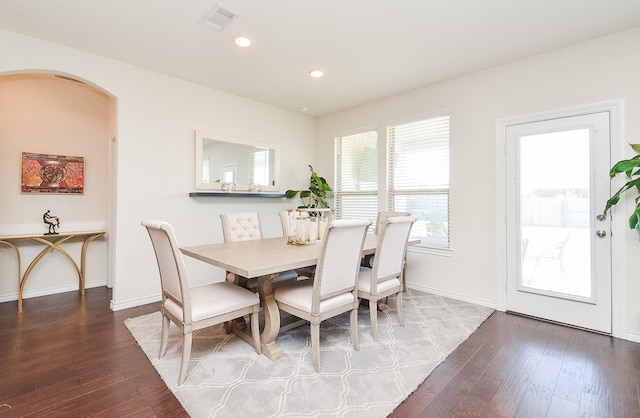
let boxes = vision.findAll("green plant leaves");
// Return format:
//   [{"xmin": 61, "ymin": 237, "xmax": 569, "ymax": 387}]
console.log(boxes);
[
  {"xmin": 605, "ymin": 143, "xmax": 640, "ymax": 239},
  {"xmin": 609, "ymin": 154, "xmax": 640, "ymax": 178},
  {"xmin": 285, "ymin": 165, "xmax": 332, "ymax": 209}
]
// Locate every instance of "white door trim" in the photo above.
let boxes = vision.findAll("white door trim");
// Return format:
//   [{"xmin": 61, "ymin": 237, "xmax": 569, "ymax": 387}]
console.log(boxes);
[{"xmin": 495, "ymin": 99, "xmax": 626, "ymax": 339}]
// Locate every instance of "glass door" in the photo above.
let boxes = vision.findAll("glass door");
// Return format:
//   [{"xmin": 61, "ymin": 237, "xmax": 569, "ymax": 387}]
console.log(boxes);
[{"xmin": 505, "ymin": 112, "xmax": 612, "ymax": 333}]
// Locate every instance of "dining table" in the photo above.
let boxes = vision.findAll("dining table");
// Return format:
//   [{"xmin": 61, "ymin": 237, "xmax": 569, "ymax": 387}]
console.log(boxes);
[{"xmin": 180, "ymin": 234, "xmax": 384, "ymax": 361}]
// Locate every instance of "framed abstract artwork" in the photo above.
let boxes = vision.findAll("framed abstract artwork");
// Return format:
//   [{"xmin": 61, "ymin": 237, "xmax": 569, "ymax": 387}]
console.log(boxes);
[{"xmin": 21, "ymin": 152, "xmax": 85, "ymax": 194}]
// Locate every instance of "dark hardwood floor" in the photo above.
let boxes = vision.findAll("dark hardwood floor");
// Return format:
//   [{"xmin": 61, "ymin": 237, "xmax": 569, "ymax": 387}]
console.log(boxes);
[
  {"xmin": 2, "ymin": 287, "xmax": 639, "ymax": 417},
  {"xmin": 0, "ymin": 287, "xmax": 186, "ymax": 417}
]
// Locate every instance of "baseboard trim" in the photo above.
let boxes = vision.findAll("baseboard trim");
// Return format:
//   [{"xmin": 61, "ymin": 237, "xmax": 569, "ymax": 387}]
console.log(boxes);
[
  {"xmin": 624, "ymin": 331, "xmax": 640, "ymax": 343},
  {"xmin": 408, "ymin": 283, "xmax": 497, "ymax": 310},
  {"xmin": 110, "ymin": 294, "xmax": 161, "ymax": 311},
  {"xmin": 0, "ymin": 280, "xmax": 106, "ymax": 304}
]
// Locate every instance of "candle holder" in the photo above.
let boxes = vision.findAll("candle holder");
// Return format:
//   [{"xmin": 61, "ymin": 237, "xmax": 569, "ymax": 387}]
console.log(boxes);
[{"xmin": 285, "ymin": 208, "xmax": 333, "ymax": 245}]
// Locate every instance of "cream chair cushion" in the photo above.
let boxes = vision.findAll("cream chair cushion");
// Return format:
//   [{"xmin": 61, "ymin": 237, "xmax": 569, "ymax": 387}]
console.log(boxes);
[
  {"xmin": 273, "ymin": 280, "xmax": 355, "ymax": 313},
  {"xmin": 356, "ymin": 267, "xmax": 402, "ymax": 294}
]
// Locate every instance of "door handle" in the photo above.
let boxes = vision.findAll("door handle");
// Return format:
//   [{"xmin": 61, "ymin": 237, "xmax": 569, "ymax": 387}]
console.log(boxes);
[{"xmin": 596, "ymin": 230, "xmax": 607, "ymax": 238}]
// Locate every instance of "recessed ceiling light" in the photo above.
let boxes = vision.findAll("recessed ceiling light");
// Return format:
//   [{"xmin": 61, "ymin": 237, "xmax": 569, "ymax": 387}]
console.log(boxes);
[
  {"xmin": 233, "ymin": 35, "xmax": 252, "ymax": 47},
  {"xmin": 309, "ymin": 69, "xmax": 324, "ymax": 78}
]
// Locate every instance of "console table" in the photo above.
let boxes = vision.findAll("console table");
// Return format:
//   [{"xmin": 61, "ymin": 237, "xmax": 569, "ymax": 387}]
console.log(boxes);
[{"xmin": 0, "ymin": 231, "xmax": 106, "ymax": 311}]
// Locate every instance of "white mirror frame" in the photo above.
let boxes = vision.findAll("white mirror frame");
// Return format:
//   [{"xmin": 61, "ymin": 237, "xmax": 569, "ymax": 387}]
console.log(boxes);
[{"xmin": 194, "ymin": 130, "xmax": 280, "ymax": 192}]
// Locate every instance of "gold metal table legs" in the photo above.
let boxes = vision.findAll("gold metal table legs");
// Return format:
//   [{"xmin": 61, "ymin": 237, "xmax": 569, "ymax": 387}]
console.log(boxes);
[{"xmin": 0, "ymin": 231, "xmax": 106, "ymax": 311}]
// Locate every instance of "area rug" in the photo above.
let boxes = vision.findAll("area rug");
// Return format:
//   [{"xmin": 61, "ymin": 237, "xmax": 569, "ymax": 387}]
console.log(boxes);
[{"xmin": 124, "ymin": 290, "xmax": 493, "ymax": 417}]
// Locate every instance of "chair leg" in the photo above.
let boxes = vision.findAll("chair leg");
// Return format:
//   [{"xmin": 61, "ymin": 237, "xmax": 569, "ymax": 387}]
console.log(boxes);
[
  {"xmin": 250, "ymin": 311, "xmax": 262, "ymax": 355},
  {"xmin": 397, "ymin": 291, "xmax": 405, "ymax": 327},
  {"xmin": 350, "ymin": 307, "xmax": 359, "ymax": 351},
  {"xmin": 311, "ymin": 322, "xmax": 321, "ymax": 372},
  {"xmin": 159, "ymin": 314, "xmax": 170, "ymax": 358},
  {"xmin": 178, "ymin": 332, "xmax": 192, "ymax": 386},
  {"xmin": 369, "ymin": 299, "xmax": 379, "ymax": 341},
  {"xmin": 402, "ymin": 264, "xmax": 408, "ymax": 293}
]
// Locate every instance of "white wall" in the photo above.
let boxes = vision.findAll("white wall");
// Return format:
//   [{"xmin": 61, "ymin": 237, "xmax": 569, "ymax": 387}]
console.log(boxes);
[
  {"xmin": 316, "ymin": 28, "xmax": 640, "ymax": 339},
  {"xmin": 0, "ymin": 29, "xmax": 318, "ymax": 309}
]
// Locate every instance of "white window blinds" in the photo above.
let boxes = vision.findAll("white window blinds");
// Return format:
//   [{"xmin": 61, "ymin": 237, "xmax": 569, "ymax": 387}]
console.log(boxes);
[
  {"xmin": 335, "ymin": 130, "xmax": 378, "ymax": 223},
  {"xmin": 249, "ymin": 149, "xmax": 269, "ymax": 185},
  {"xmin": 388, "ymin": 115, "xmax": 450, "ymax": 248}
]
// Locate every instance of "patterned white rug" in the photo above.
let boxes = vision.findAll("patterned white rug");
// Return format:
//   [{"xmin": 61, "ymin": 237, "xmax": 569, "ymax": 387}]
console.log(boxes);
[{"xmin": 124, "ymin": 290, "xmax": 493, "ymax": 417}]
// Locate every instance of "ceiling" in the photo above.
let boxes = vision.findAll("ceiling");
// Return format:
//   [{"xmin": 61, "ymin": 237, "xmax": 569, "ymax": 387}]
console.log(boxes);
[{"xmin": 1, "ymin": 1, "xmax": 639, "ymax": 118}]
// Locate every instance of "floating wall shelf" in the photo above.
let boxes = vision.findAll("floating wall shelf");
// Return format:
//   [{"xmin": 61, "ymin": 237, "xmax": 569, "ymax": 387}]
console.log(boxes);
[{"xmin": 189, "ymin": 192, "xmax": 286, "ymax": 198}]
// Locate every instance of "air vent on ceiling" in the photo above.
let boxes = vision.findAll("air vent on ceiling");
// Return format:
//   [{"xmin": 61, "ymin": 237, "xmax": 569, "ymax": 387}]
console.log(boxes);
[{"xmin": 200, "ymin": 4, "xmax": 239, "ymax": 32}]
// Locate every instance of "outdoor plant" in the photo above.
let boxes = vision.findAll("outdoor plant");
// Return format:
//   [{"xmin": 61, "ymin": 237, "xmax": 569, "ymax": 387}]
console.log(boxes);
[
  {"xmin": 285, "ymin": 165, "xmax": 332, "ymax": 209},
  {"xmin": 604, "ymin": 143, "xmax": 640, "ymax": 238}
]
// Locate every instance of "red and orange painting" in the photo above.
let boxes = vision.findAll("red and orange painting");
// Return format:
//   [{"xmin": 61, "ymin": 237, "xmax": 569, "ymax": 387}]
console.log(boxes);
[{"xmin": 21, "ymin": 152, "xmax": 84, "ymax": 194}]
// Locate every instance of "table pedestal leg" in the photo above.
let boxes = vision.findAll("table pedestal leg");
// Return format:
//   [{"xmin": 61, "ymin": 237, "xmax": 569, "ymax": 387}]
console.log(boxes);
[
  {"xmin": 258, "ymin": 274, "xmax": 284, "ymax": 361},
  {"xmin": 223, "ymin": 273, "xmax": 284, "ymax": 361}
]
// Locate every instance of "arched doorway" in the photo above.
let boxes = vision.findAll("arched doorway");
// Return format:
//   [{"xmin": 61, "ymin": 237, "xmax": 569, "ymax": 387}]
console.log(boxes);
[{"xmin": 0, "ymin": 71, "xmax": 116, "ymax": 305}]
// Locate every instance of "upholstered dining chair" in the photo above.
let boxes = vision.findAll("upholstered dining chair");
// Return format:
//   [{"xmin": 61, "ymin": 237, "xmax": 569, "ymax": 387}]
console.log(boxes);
[
  {"xmin": 362, "ymin": 211, "xmax": 410, "ymax": 267},
  {"xmin": 274, "ymin": 219, "xmax": 371, "ymax": 372},
  {"xmin": 375, "ymin": 211, "xmax": 410, "ymax": 233},
  {"xmin": 220, "ymin": 211, "xmax": 264, "ymax": 242},
  {"xmin": 142, "ymin": 220, "xmax": 262, "ymax": 385},
  {"xmin": 279, "ymin": 210, "xmax": 297, "ymax": 240},
  {"xmin": 357, "ymin": 216, "xmax": 416, "ymax": 341},
  {"xmin": 220, "ymin": 212, "xmax": 298, "ymax": 289}
]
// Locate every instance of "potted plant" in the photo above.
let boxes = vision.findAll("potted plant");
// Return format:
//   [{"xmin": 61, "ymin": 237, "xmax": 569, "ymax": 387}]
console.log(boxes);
[
  {"xmin": 285, "ymin": 165, "xmax": 332, "ymax": 209},
  {"xmin": 604, "ymin": 143, "xmax": 640, "ymax": 238},
  {"xmin": 284, "ymin": 165, "xmax": 333, "ymax": 244}
]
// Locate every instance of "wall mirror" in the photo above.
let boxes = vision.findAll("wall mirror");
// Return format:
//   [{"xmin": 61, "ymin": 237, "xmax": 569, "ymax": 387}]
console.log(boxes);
[{"xmin": 195, "ymin": 130, "xmax": 280, "ymax": 192}]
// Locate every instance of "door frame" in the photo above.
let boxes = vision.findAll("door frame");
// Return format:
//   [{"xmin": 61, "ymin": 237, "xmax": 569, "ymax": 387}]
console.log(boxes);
[{"xmin": 495, "ymin": 99, "xmax": 626, "ymax": 338}]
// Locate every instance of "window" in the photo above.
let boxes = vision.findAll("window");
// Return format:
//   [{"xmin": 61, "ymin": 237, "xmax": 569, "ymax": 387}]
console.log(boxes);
[
  {"xmin": 249, "ymin": 149, "xmax": 269, "ymax": 185},
  {"xmin": 202, "ymin": 158, "xmax": 210, "ymax": 183},
  {"xmin": 333, "ymin": 113, "xmax": 450, "ymax": 250},
  {"xmin": 388, "ymin": 115, "xmax": 450, "ymax": 248},
  {"xmin": 334, "ymin": 130, "xmax": 379, "ymax": 223}
]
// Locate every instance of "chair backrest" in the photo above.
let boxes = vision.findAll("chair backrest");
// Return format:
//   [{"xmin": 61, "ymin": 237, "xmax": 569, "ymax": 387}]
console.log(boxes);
[
  {"xmin": 372, "ymin": 216, "xmax": 416, "ymax": 284},
  {"xmin": 279, "ymin": 210, "xmax": 300, "ymax": 237},
  {"xmin": 220, "ymin": 212, "xmax": 263, "ymax": 242},
  {"xmin": 375, "ymin": 211, "xmax": 410, "ymax": 234},
  {"xmin": 312, "ymin": 219, "xmax": 371, "ymax": 309},
  {"xmin": 141, "ymin": 220, "xmax": 192, "ymax": 323}
]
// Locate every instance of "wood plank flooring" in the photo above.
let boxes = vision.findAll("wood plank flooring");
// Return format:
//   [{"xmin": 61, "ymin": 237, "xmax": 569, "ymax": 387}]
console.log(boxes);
[
  {"xmin": 2, "ymin": 287, "xmax": 639, "ymax": 417},
  {"xmin": 0, "ymin": 287, "xmax": 186, "ymax": 417},
  {"xmin": 389, "ymin": 307, "xmax": 640, "ymax": 418}
]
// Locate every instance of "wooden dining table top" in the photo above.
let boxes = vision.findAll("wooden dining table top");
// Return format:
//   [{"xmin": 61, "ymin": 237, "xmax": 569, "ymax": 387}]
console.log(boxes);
[{"xmin": 180, "ymin": 234, "xmax": 379, "ymax": 278}]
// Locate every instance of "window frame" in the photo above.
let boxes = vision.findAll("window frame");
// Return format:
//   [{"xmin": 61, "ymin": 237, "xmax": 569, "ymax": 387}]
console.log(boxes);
[{"xmin": 333, "ymin": 110, "xmax": 451, "ymax": 254}]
